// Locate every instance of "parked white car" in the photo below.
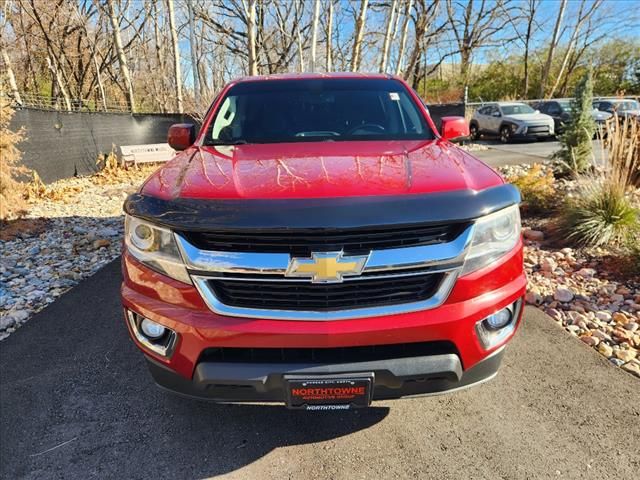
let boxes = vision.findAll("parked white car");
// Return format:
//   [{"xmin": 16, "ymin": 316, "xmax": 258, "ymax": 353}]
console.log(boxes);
[{"xmin": 470, "ymin": 102, "xmax": 555, "ymax": 143}]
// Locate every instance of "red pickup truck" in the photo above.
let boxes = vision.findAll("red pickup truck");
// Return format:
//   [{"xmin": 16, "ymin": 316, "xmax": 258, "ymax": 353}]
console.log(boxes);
[{"xmin": 122, "ymin": 73, "xmax": 525, "ymax": 409}]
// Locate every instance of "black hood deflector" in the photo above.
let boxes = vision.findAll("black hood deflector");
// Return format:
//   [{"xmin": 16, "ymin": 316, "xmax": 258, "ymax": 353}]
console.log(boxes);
[{"xmin": 124, "ymin": 184, "xmax": 521, "ymax": 231}]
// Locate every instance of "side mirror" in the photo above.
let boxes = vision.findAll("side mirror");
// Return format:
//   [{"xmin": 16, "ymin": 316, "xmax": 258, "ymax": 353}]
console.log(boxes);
[
  {"xmin": 441, "ymin": 116, "xmax": 470, "ymax": 143},
  {"xmin": 535, "ymin": 110, "xmax": 540, "ymax": 114},
  {"xmin": 168, "ymin": 123, "xmax": 196, "ymax": 151},
  {"xmin": 492, "ymin": 111, "xmax": 501, "ymax": 117}
]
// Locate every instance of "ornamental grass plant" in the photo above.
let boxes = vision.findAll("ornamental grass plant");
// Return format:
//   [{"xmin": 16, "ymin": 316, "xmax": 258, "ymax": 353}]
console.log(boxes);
[{"xmin": 559, "ymin": 117, "xmax": 640, "ymax": 248}]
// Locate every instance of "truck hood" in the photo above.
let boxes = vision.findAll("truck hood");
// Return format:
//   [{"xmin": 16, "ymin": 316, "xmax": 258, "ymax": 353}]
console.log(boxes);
[
  {"xmin": 592, "ymin": 110, "xmax": 612, "ymax": 121},
  {"xmin": 504, "ymin": 113, "xmax": 553, "ymax": 123},
  {"xmin": 140, "ymin": 140, "xmax": 503, "ymax": 200}
]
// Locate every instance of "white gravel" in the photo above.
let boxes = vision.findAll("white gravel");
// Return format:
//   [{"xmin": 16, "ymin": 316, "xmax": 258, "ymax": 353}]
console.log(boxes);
[{"xmin": 0, "ymin": 174, "xmax": 145, "ymax": 340}]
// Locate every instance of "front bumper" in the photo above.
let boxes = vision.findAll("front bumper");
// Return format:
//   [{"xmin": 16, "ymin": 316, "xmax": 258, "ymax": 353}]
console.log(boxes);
[
  {"xmin": 146, "ymin": 346, "xmax": 506, "ymax": 403},
  {"xmin": 121, "ymin": 236, "xmax": 526, "ymax": 403},
  {"xmin": 510, "ymin": 124, "xmax": 554, "ymax": 139},
  {"xmin": 513, "ymin": 130, "xmax": 554, "ymax": 139}
]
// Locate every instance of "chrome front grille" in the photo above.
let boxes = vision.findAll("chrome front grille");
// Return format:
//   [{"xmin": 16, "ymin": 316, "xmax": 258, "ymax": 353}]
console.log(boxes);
[
  {"xmin": 178, "ymin": 223, "xmax": 468, "ymax": 255},
  {"xmin": 176, "ymin": 224, "xmax": 474, "ymax": 321},
  {"xmin": 207, "ymin": 272, "xmax": 445, "ymax": 311},
  {"xmin": 527, "ymin": 125, "xmax": 550, "ymax": 134}
]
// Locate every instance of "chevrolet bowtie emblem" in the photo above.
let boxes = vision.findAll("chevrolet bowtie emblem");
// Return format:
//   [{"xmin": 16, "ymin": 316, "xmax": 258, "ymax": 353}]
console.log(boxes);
[{"xmin": 285, "ymin": 252, "xmax": 369, "ymax": 283}]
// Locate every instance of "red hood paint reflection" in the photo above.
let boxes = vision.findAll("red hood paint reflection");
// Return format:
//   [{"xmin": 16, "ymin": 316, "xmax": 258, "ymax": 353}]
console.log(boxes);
[{"xmin": 140, "ymin": 140, "xmax": 503, "ymax": 200}]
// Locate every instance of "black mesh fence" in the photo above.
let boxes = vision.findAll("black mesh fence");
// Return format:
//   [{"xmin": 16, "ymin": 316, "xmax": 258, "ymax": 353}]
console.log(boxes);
[
  {"xmin": 10, "ymin": 104, "xmax": 465, "ymax": 183},
  {"xmin": 10, "ymin": 109, "xmax": 196, "ymax": 183}
]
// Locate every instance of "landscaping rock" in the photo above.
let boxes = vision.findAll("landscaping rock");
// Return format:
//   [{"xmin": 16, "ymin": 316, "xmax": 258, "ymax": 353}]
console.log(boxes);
[
  {"xmin": 580, "ymin": 335, "xmax": 599, "ymax": 347},
  {"xmin": 554, "ymin": 287, "xmax": 575, "ymax": 303},
  {"xmin": 541, "ymin": 257, "xmax": 557, "ymax": 272},
  {"xmin": 598, "ymin": 343, "xmax": 613, "ymax": 357},
  {"xmin": 612, "ymin": 312, "xmax": 628, "ymax": 325},
  {"xmin": 523, "ymin": 229, "xmax": 544, "ymax": 241},
  {"xmin": 0, "ymin": 316, "xmax": 16, "ymax": 330},
  {"xmin": 622, "ymin": 362, "xmax": 640, "ymax": 378},
  {"xmin": 92, "ymin": 239, "xmax": 111, "ymax": 250},
  {"xmin": 615, "ymin": 348, "xmax": 637, "ymax": 363},
  {"xmin": 595, "ymin": 311, "xmax": 612, "ymax": 322},
  {"xmin": 525, "ymin": 291, "xmax": 543, "ymax": 305}
]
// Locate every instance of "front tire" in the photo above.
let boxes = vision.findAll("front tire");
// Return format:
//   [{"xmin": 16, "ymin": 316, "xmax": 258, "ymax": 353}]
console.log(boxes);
[
  {"xmin": 469, "ymin": 123, "xmax": 479, "ymax": 141},
  {"xmin": 500, "ymin": 126, "xmax": 511, "ymax": 144}
]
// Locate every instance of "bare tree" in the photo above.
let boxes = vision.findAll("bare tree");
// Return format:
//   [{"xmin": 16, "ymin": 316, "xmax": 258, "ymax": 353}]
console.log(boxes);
[
  {"xmin": 167, "ymin": 0, "xmax": 183, "ymax": 112},
  {"xmin": 326, "ymin": 0, "xmax": 333, "ymax": 71},
  {"xmin": 404, "ymin": 0, "xmax": 447, "ymax": 88},
  {"xmin": 151, "ymin": 1, "xmax": 169, "ymax": 112},
  {"xmin": 187, "ymin": 0, "xmax": 200, "ymax": 103},
  {"xmin": 0, "ymin": 2, "xmax": 22, "ymax": 104},
  {"xmin": 520, "ymin": 0, "xmax": 539, "ymax": 97},
  {"xmin": 310, "ymin": 0, "xmax": 321, "ymax": 71},
  {"xmin": 548, "ymin": 0, "xmax": 603, "ymax": 98},
  {"xmin": 446, "ymin": 0, "xmax": 518, "ymax": 89},
  {"xmin": 351, "ymin": 0, "xmax": 368, "ymax": 72},
  {"xmin": 106, "ymin": 0, "xmax": 135, "ymax": 112},
  {"xmin": 379, "ymin": 0, "xmax": 398, "ymax": 73},
  {"xmin": 4, "ymin": 0, "xmax": 636, "ymax": 115},
  {"xmin": 243, "ymin": 0, "xmax": 258, "ymax": 75},
  {"xmin": 395, "ymin": 0, "xmax": 413, "ymax": 76},
  {"xmin": 502, "ymin": 0, "xmax": 541, "ymax": 98},
  {"xmin": 539, "ymin": 0, "xmax": 567, "ymax": 98}
]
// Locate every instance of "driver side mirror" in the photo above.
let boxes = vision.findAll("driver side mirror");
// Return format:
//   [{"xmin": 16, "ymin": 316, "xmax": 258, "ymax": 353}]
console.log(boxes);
[
  {"xmin": 168, "ymin": 123, "xmax": 196, "ymax": 151},
  {"xmin": 440, "ymin": 116, "xmax": 470, "ymax": 143}
]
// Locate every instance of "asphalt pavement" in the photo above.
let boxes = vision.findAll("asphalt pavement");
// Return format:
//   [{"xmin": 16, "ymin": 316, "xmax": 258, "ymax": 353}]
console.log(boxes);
[
  {"xmin": 472, "ymin": 138, "xmax": 604, "ymax": 168},
  {"xmin": 1, "ymin": 260, "xmax": 638, "ymax": 479}
]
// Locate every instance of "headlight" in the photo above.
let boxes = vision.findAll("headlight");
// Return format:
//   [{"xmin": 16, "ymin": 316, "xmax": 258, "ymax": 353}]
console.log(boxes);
[
  {"xmin": 462, "ymin": 204, "xmax": 521, "ymax": 275},
  {"xmin": 124, "ymin": 215, "xmax": 191, "ymax": 284}
]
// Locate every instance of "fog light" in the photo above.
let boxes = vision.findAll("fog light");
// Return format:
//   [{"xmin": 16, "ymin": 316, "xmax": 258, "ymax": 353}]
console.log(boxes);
[
  {"xmin": 485, "ymin": 308, "xmax": 512, "ymax": 330},
  {"xmin": 140, "ymin": 318, "xmax": 166, "ymax": 339},
  {"xmin": 126, "ymin": 310, "xmax": 177, "ymax": 357},
  {"xmin": 475, "ymin": 300, "xmax": 522, "ymax": 350}
]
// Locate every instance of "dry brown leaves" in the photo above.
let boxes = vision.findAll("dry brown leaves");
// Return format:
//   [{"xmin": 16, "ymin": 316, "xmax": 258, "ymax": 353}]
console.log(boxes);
[{"xmin": 24, "ymin": 171, "xmax": 84, "ymax": 203}]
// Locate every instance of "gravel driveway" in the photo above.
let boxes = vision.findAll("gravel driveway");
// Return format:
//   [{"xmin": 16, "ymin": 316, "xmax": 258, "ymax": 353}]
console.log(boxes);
[{"xmin": 1, "ymin": 260, "xmax": 638, "ymax": 480}]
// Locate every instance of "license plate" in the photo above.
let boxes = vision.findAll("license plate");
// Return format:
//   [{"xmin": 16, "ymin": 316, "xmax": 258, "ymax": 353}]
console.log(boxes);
[{"xmin": 285, "ymin": 374, "xmax": 373, "ymax": 410}]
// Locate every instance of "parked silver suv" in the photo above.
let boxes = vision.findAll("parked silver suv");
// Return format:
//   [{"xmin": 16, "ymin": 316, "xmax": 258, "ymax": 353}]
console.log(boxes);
[{"xmin": 470, "ymin": 102, "xmax": 555, "ymax": 143}]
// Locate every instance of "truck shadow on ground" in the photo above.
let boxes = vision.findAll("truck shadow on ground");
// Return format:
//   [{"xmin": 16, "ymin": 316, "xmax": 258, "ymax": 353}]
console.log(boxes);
[{"xmin": 0, "ymin": 259, "xmax": 389, "ymax": 479}]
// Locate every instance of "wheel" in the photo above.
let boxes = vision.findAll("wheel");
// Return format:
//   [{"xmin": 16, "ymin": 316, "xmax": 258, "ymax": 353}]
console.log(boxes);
[
  {"xmin": 500, "ymin": 126, "xmax": 511, "ymax": 144},
  {"xmin": 469, "ymin": 123, "xmax": 479, "ymax": 141}
]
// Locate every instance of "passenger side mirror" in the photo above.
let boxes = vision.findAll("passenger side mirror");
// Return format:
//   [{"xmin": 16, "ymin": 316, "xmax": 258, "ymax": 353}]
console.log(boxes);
[
  {"xmin": 440, "ymin": 116, "xmax": 470, "ymax": 143},
  {"xmin": 168, "ymin": 123, "xmax": 196, "ymax": 151},
  {"xmin": 492, "ymin": 111, "xmax": 501, "ymax": 117}
]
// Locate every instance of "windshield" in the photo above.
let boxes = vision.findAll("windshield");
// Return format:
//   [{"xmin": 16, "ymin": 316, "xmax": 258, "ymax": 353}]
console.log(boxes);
[
  {"xmin": 205, "ymin": 78, "xmax": 434, "ymax": 145},
  {"xmin": 500, "ymin": 104, "xmax": 536, "ymax": 115},
  {"xmin": 614, "ymin": 100, "xmax": 640, "ymax": 111},
  {"xmin": 558, "ymin": 101, "xmax": 574, "ymax": 111}
]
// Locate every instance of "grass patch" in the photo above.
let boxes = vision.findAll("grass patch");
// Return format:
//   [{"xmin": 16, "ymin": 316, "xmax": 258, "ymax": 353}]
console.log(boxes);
[{"xmin": 559, "ymin": 116, "xmax": 639, "ymax": 248}]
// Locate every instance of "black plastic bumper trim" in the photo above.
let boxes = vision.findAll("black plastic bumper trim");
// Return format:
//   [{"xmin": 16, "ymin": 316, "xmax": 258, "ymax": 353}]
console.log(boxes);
[
  {"xmin": 124, "ymin": 184, "xmax": 520, "ymax": 232},
  {"xmin": 145, "ymin": 348, "xmax": 504, "ymax": 403}
]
